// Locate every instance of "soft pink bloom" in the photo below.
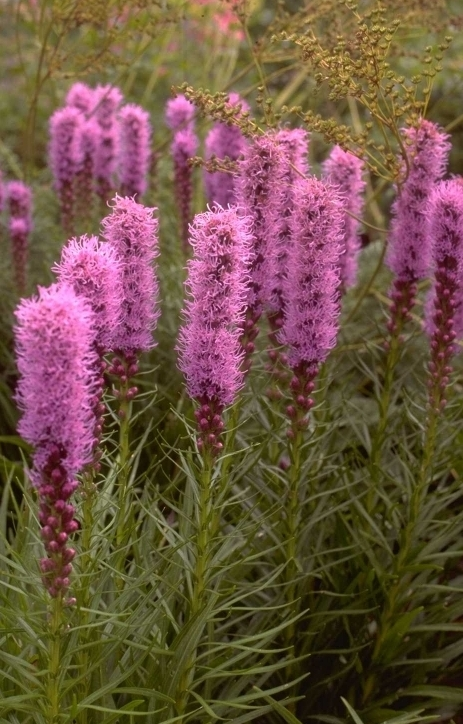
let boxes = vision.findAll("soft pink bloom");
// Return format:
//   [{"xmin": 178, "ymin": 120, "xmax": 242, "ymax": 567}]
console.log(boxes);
[
  {"xmin": 322, "ymin": 145, "xmax": 365, "ymax": 289},
  {"xmin": 118, "ymin": 103, "xmax": 152, "ymax": 198},
  {"xmin": 65, "ymin": 82, "xmax": 95, "ymax": 114},
  {"xmin": 93, "ymin": 84, "xmax": 123, "ymax": 200},
  {"xmin": 165, "ymin": 95, "xmax": 195, "ymax": 132},
  {"xmin": 101, "ymin": 196, "xmax": 160, "ymax": 354}
]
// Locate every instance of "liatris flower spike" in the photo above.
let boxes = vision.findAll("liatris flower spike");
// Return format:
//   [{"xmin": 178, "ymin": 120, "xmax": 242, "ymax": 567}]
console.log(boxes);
[
  {"xmin": 49, "ymin": 106, "xmax": 83, "ymax": 234},
  {"xmin": 65, "ymin": 81, "xmax": 95, "ymax": 114},
  {"xmin": 280, "ymin": 177, "xmax": 344, "ymax": 436},
  {"xmin": 93, "ymin": 84, "xmax": 123, "ymax": 203},
  {"xmin": 7, "ymin": 181, "xmax": 33, "ymax": 293},
  {"xmin": 235, "ymin": 131, "xmax": 286, "ymax": 372},
  {"xmin": 15, "ymin": 284, "xmax": 97, "ymax": 601},
  {"xmin": 322, "ymin": 145, "xmax": 365, "ymax": 290},
  {"xmin": 101, "ymin": 196, "xmax": 160, "ymax": 402},
  {"xmin": 177, "ymin": 206, "xmax": 251, "ymax": 455},
  {"xmin": 386, "ymin": 119, "xmax": 451, "ymax": 336},
  {"xmin": 204, "ymin": 92, "xmax": 250, "ymax": 207},
  {"xmin": 166, "ymin": 95, "xmax": 198, "ymax": 250},
  {"xmin": 119, "ymin": 103, "xmax": 152, "ymax": 198},
  {"xmin": 425, "ymin": 179, "xmax": 463, "ymax": 414}
]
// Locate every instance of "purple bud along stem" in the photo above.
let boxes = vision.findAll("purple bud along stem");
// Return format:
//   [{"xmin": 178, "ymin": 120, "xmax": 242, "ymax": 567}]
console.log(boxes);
[
  {"xmin": 279, "ymin": 177, "xmax": 344, "ymax": 433},
  {"xmin": 177, "ymin": 206, "xmax": 251, "ymax": 454},
  {"xmin": 204, "ymin": 93, "xmax": 250, "ymax": 208},
  {"xmin": 386, "ymin": 119, "xmax": 451, "ymax": 336},
  {"xmin": 119, "ymin": 104, "xmax": 152, "ymax": 199},
  {"xmin": 322, "ymin": 145, "xmax": 365, "ymax": 290},
  {"xmin": 15, "ymin": 284, "xmax": 98, "ymax": 600},
  {"xmin": 425, "ymin": 179, "xmax": 463, "ymax": 413}
]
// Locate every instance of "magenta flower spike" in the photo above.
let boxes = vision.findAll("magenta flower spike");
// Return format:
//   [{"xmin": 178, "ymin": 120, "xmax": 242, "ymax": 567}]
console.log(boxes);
[
  {"xmin": 235, "ymin": 131, "xmax": 286, "ymax": 370},
  {"xmin": 204, "ymin": 92, "xmax": 250, "ymax": 207},
  {"xmin": 15, "ymin": 283, "xmax": 97, "ymax": 600},
  {"xmin": 322, "ymin": 145, "xmax": 365, "ymax": 290},
  {"xmin": 425, "ymin": 179, "xmax": 463, "ymax": 414},
  {"xmin": 118, "ymin": 103, "xmax": 152, "ymax": 198},
  {"xmin": 53, "ymin": 234, "xmax": 122, "ymax": 354},
  {"xmin": 101, "ymin": 196, "xmax": 160, "ymax": 388},
  {"xmin": 74, "ymin": 117, "xmax": 99, "ymax": 223},
  {"xmin": 7, "ymin": 181, "xmax": 33, "ymax": 293},
  {"xmin": 165, "ymin": 94, "xmax": 195, "ymax": 132},
  {"xmin": 165, "ymin": 95, "xmax": 199, "ymax": 252},
  {"xmin": 49, "ymin": 106, "xmax": 83, "ymax": 234},
  {"xmin": 385, "ymin": 119, "xmax": 451, "ymax": 333},
  {"xmin": 279, "ymin": 177, "xmax": 344, "ymax": 434},
  {"xmin": 93, "ymin": 84, "xmax": 123, "ymax": 203},
  {"xmin": 65, "ymin": 82, "xmax": 95, "ymax": 114},
  {"xmin": 177, "ymin": 206, "xmax": 251, "ymax": 454}
]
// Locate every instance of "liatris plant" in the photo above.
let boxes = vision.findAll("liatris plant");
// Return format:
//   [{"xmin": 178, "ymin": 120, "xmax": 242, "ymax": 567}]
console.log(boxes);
[
  {"xmin": 165, "ymin": 94, "xmax": 198, "ymax": 251},
  {"xmin": 177, "ymin": 205, "xmax": 251, "ymax": 455},
  {"xmin": 65, "ymin": 81, "xmax": 95, "ymax": 114},
  {"xmin": 93, "ymin": 84, "xmax": 123, "ymax": 205},
  {"xmin": 7, "ymin": 180, "xmax": 33, "ymax": 293},
  {"xmin": 425, "ymin": 178, "xmax": 463, "ymax": 417},
  {"xmin": 48, "ymin": 106, "xmax": 83, "ymax": 234},
  {"xmin": 118, "ymin": 103, "xmax": 152, "ymax": 198},
  {"xmin": 14, "ymin": 283, "xmax": 97, "ymax": 600},
  {"xmin": 204, "ymin": 92, "xmax": 249, "ymax": 207},
  {"xmin": 370, "ymin": 119, "xmax": 451, "ymax": 483},
  {"xmin": 322, "ymin": 145, "xmax": 365, "ymax": 290},
  {"xmin": 235, "ymin": 131, "xmax": 286, "ymax": 373}
]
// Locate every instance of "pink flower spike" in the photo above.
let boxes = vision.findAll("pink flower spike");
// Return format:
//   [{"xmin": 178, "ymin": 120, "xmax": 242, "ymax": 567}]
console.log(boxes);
[
  {"xmin": 118, "ymin": 103, "xmax": 152, "ymax": 198},
  {"xmin": 101, "ymin": 195, "xmax": 160, "ymax": 355},
  {"xmin": 93, "ymin": 84, "xmax": 123, "ymax": 202},
  {"xmin": 177, "ymin": 206, "xmax": 251, "ymax": 452},
  {"xmin": 165, "ymin": 94, "xmax": 195, "ymax": 132},
  {"xmin": 322, "ymin": 145, "xmax": 365, "ymax": 289},
  {"xmin": 7, "ymin": 181, "xmax": 33, "ymax": 232},
  {"xmin": 49, "ymin": 106, "xmax": 83, "ymax": 233},
  {"xmin": 65, "ymin": 82, "xmax": 95, "ymax": 114},
  {"xmin": 386, "ymin": 119, "xmax": 451, "ymax": 283},
  {"xmin": 280, "ymin": 176, "xmax": 344, "ymax": 373},
  {"xmin": 53, "ymin": 234, "xmax": 122, "ymax": 353},
  {"xmin": 204, "ymin": 92, "xmax": 250, "ymax": 207}
]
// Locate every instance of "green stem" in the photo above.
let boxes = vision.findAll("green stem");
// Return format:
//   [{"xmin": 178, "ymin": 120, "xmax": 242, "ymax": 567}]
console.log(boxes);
[
  {"xmin": 46, "ymin": 596, "xmax": 63, "ymax": 723},
  {"xmin": 116, "ymin": 381, "xmax": 131, "ymax": 549},
  {"xmin": 175, "ymin": 452, "xmax": 214, "ymax": 720}
]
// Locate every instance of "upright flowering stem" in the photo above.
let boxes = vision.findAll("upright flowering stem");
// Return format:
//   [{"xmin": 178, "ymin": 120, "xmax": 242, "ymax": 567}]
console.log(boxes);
[
  {"xmin": 14, "ymin": 284, "xmax": 97, "ymax": 721},
  {"xmin": 321, "ymin": 145, "xmax": 365, "ymax": 290},
  {"xmin": 176, "ymin": 207, "xmax": 251, "ymax": 719},
  {"xmin": 204, "ymin": 93, "xmax": 249, "ymax": 207},
  {"xmin": 7, "ymin": 181, "xmax": 33, "ymax": 294},
  {"xmin": 235, "ymin": 131, "xmax": 285, "ymax": 373},
  {"xmin": 370, "ymin": 119, "xmax": 451, "ymax": 492},
  {"xmin": 166, "ymin": 95, "xmax": 198, "ymax": 252},
  {"xmin": 119, "ymin": 103, "xmax": 152, "ymax": 198},
  {"xmin": 93, "ymin": 85, "xmax": 123, "ymax": 205},
  {"xmin": 49, "ymin": 107, "xmax": 83, "ymax": 234},
  {"xmin": 101, "ymin": 196, "xmax": 160, "ymax": 546},
  {"xmin": 278, "ymin": 177, "xmax": 343, "ymax": 699},
  {"xmin": 362, "ymin": 179, "xmax": 463, "ymax": 708},
  {"xmin": 263, "ymin": 128, "xmax": 309, "ymax": 399}
]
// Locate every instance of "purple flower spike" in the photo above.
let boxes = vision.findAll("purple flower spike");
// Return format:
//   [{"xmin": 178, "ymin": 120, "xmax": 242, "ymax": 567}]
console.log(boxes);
[
  {"xmin": 7, "ymin": 180, "xmax": 33, "ymax": 231},
  {"xmin": 425, "ymin": 179, "xmax": 463, "ymax": 413},
  {"xmin": 15, "ymin": 283, "xmax": 97, "ymax": 600},
  {"xmin": 387, "ymin": 119, "xmax": 451, "ymax": 283},
  {"xmin": 93, "ymin": 84, "xmax": 123, "ymax": 203},
  {"xmin": 171, "ymin": 128, "xmax": 199, "ymax": 251},
  {"xmin": 177, "ymin": 206, "xmax": 251, "ymax": 454},
  {"xmin": 65, "ymin": 82, "xmax": 95, "ymax": 114},
  {"xmin": 165, "ymin": 94, "xmax": 195, "ymax": 132},
  {"xmin": 74, "ymin": 118, "xmax": 99, "ymax": 223},
  {"xmin": 204, "ymin": 92, "xmax": 250, "ymax": 207},
  {"xmin": 53, "ymin": 235, "xmax": 122, "ymax": 353},
  {"xmin": 118, "ymin": 103, "xmax": 152, "ymax": 199},
  {"xmin": 279, "ymin": 177, "xmax": 344, "ymax": 433},
  {"xmin": 101, "ymin": 195, "xmax": 160, "ymax": 356},
  {"xmin": 49, "ymin": 106, "xmax": 83, "ymax": 233},
  {"xmin": 322, "ymin": 145, "xmax": 365, "ymax": 289},
  {"xmin": 7, "ymin": 181, "xmax": 33, "ymax": 293}
]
